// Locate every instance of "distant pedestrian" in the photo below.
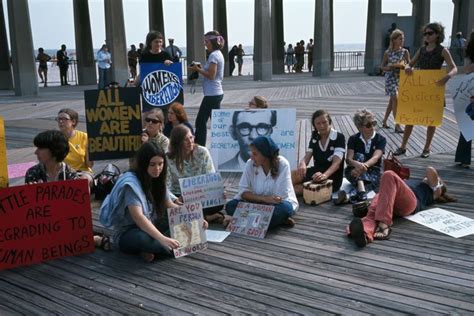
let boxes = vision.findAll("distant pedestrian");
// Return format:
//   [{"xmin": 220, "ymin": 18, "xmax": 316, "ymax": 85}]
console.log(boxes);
[
  {"xmin": 285, "ymin": 44, "xmax": 295, "ymax": 73},
  {"xmin": 36, "ymin": 48, "xmax": 51, "ymax": 87},
  {"xmin": 137, "ymin": 43, "xmax": 145, "ymax": 59},
  {"xmin": 229, "ymin": 45, "xmax": 237, "ymax": 76},
  {"xmin": 295, "ymin": 40, "xmax": 305, "ymax": 72},
  {"xmin": 236, "ymin": 44, "xmax": 245, "ymax": 76},
  {"xmin": 307, "ymin": 39, "xmax": 314, "ymax": 72},
  {"xmin": 450, "ymin": 32, "xmax": 466, "ymax": 66},
  {"xmin": 127, "ymin": 44, "xmax": 139, "ymax": 79},
  {"xmin": 97, "ymin": 44, "xmax": 112, "ymax": 89},
  {"xmin": 165, "ymin": 38, "xmax": 182, "ymax": 63},
  {"xmin": 56, "ymin": 44, "xmax": 70, "ymax": 86}
]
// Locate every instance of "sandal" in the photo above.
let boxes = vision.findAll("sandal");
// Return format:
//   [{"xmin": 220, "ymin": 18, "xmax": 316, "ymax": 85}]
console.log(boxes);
[
  {"xmin": 95, "ymin": 234, "xmax": 112, "ymax": 252},
  {"xmin": 373, "ymin": 224, "xmax": 392, "ymax": 240},
  {"xmin": 420, "ymin": 150, "xmax": 430, "ymax": 158},
  {"xmin": 349, "ymin": 218, "xmax": 367, "ymax": 248},
  {"xmin": 283, "ymin": 217, "xmax": 296, "ymax": 227},
  {"xmin": 394, "ymin": 125, "xmax": 404, "ymax": 134},
  {"xmin": 206, "ymin": 211, "xmax": 232, "ymax": 227},
  {"xmin": 382, "ymin": 123, "xmax": 390, "ymax": 129},
  {"xmin": 393, "ymin": 147, "xmax": 406, "ymax": 156}
]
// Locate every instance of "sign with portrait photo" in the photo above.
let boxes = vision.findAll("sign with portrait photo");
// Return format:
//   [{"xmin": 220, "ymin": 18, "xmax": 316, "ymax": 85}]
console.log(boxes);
[
  {"xmin": 226, "ymin": 202, "xmax": 274, "ymax": 239},
  {"xmin": 211, "ymin": 109, "xmax": 297, "ymax": 172},
  {"xmin": 167, "ymin": 202, "xmax": 207, "ymax": 258},
  {"xmin": 179, "ymin": 172, "xmax": 225, "ymax": 208},
  {"xmin": 450, "ymin": 73, "xmax": 474, "ymax": 141},
  {"xmin": 140, "ymin": 62, "xmax": 184, "ymax": 112},
  {"xmin": 84, "ymin": 87, "xmax": 143, "ymax": 160}
]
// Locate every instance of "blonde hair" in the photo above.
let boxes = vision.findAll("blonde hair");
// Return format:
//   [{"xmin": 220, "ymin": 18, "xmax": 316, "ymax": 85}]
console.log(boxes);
[
  {"xmin": 253, "ymin": 96, "xmax": 269, "ymax": 108},
  {"xmin": 389, "ymin": 29, "xmax": 404, "ymax": 51}
]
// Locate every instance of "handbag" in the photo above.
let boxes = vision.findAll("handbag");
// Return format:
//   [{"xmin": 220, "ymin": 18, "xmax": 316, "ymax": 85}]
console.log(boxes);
[{"xmin": 383, "ymin": 151, "xmax": 410, "ymax": 179}]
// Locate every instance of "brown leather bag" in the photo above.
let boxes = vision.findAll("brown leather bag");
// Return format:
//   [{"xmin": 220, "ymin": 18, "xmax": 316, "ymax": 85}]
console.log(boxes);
[{"xmin": 384, "ymin": 151, "xmax": 410, "ymax": 179}]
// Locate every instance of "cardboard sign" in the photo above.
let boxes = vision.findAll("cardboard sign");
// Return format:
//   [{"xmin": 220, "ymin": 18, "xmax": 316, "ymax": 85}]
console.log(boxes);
[
  {"xmin": 140, "ymin": 62, "xmax": 184, "ymax": 112},
  {"xmin": 167, "ymin": 202, "xmax": 207, "ymax": 258},
  {"xmin": 0, "ymin": 179, "xmax": 94, "ymax": 270},
  {"xmin": 405, "ymin": 208, "xmax": 474, "ymax": 238},
  {"xmin": 0, "ymin": 117, "xmax": 7, "ymax": 188},
  {"xmin": 450, "ymin": 73, "xmax": 474, "ymax": 141},
  {"xmin": 179, "ymin": 172, "xmax": 225, "ymax": 208},
  {"xmin": 84, "ymin": 87, "xmax": 143, "ymax": 160},
  {"xmin": 211, "ymin": 109, "xmax": 297, "ymax": 172},
  {"xmin": 226, "ymin": 202, "xmax": 274, "ymax": 239},
  {"xmin": 397, "ymin": 69, "xmax": 446, "ymax": 126}
]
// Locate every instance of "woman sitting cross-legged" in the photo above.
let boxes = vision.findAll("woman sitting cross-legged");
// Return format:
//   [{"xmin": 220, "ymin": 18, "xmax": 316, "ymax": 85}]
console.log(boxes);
[
  {"xmin": 167, "ymin": 124, "xmax": 227, "ymax": 224},
  {"xmin": 225, "ymin": 136, "xmax": 299, "ymax": 228},
  {"xmin": 337, "ymin": 109, "xmax": 386, "ymax": 204},
  {"xmin": 100, "ymin": 142, "xmax": 195, "ymax": 262},
  {"xmin": 347, "ymin": 167, "xmax": 456, "ymax": 248}
]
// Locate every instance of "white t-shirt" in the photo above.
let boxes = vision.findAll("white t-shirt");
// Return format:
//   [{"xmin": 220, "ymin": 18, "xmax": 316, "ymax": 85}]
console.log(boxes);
[{"xmin": 202, "ymin": 50, "xmax": 224, "ymax": 96}]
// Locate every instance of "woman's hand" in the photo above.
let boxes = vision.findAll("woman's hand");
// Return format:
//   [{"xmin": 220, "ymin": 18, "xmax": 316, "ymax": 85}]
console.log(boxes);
[
  {"xmin": 354, "ymin": 161, "xmax": 368, "ymax": 173},
  {"xmin": 297, "ymin": 161, "xmax": 307, "ymax": 178},
  {"xmin": 404, "ymin": 66, "xmax": 413, "ymax": 75},
  {"xmin": 436, "ymin": 75, "xmax": 450, "ymax": 86},
  {"xmin": 312, "ymin": 172, "xmax": 328, "ymax": 183},
  {"xmin": 141, "ymin": 132, "xmax": 149, "ymax": 143},
  {"xmin": 188, "ymin": 64, "xmax": 200, "ymax": 72},
  {"xmin": 164, "ymin": 59, "xmax": 173, "ymax": 66},
  {"xmin": 202, "ymin": 220, "xmax": 209, "ymax": 230},
  {"xmin": 158, "ymin": 236, "xmax": 180, "ymax": 250}
]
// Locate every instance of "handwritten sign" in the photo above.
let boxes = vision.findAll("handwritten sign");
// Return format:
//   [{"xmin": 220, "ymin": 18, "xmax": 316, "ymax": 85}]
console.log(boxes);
[
  {"xmin": 226, "ymin": 202, "xmax": 274, "ymax": 239},
  {"xmin": 450, "ymin": 73, "xmax": 474, "ymax": 141},
  {"xmin": 84, "ymin": 87, "xmax": 142, "ymax": 160},
  {"xmin": 0, "ymin": 117, "xmax": 7, "ymax": 188},
  {"xmin": 140, "ymin": 62, "xmax": 184, "ymax": 112},
  {"xmin": 0, "ymin": 179, "xmax": 94, "ymax": 270},
  {"xmin": 167, "ymin": 202, "xmax": 207, "ymax": 258},
  {"xmin": 179, "ymin": 172, "xmax": 225, "ymax": 208},
  {"xmin": 397, "ymin": 69, "xmax": 446, "ymax": 126},
  {"xmin": 211, "ymin": 109, "xmax": 296, "ymax": 172},
  {"xmin": 405, "ymin": 208, "xmax": 474, "ymax": 238}
]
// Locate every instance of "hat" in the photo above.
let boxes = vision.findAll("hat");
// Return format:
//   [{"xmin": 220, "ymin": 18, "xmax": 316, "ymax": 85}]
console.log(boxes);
[
  {"xmin": 168, "ymin": 38, "xmax": 174, "ymax": 41},
  {"xmin": 251, "ymin": 136, "xmax": 279, "ymax": 159},
  {"xmin": 456, "ymin": 32, "xmax": 462, "ymax": 36}
]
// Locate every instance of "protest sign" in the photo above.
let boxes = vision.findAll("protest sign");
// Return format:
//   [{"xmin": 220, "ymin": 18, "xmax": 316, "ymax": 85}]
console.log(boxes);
[
  {"xmin": 179, "ymin": 172, "xmax": 225, "ymax": 208},
  {"xmin": 450, "ymin": 73, "xmax": 474, "ymax": 141},
  {"xmin": 84, "ymin": 87, "xmax": 142, "ymax": 160},
  {"xmin": 405, "ymin": 208, "xmax": 474, "ymax": 238},
  {"xmin": 397, "ymin": 69, "xmax": 446, "ymax": 126},
  {"xmin": 211, "ymin": 109, "xmax": 296, "ymax": 172},
  {"xmin": 0, "ymin": 117, "xmax": 7, "ymax": 188},
  {"xmin": 140, "ymin": 62, "xmax": 184, "ymax": 112},
  {"xmin": 167, "ymin": 202, "xmax": 207, "ymax": 258},
  {"xmin": 226, "ymin": 202, "xmax": 274, "ymax": 239},
  {"xmin": 0, "ymin": 179, "xmax": 94, "ymax": 270}
]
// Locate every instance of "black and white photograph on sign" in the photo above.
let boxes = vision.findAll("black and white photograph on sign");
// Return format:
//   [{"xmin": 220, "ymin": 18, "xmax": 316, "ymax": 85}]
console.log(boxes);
[{"xmin": 211, "ymin": 109, "xmax": 296, "ymax": 172}]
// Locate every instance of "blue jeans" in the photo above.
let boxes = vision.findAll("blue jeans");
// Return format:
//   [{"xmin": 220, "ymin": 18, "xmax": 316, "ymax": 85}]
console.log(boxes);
[
  {"xmin": 225, "ymin": 199, "xmax": 295, "ymax": 229},
  {"xmin": 98, "ymin": 67, "xmax": 110, "ymax": 89},
  {"xmin": 195, "ymin": 94, "xmax": 224, "ymax": 146},
  {"xmin": 119, "ymin": 226, "xmax": 172, "ymax": 257}
]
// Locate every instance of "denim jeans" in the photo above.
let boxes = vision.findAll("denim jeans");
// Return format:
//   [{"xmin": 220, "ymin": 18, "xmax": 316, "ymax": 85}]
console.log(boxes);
[
  {"xmin": 98, "ymin": 67, "xmax": 110, "ymax": 89},
  {"xmin": 225, "ymin": 199, "xmax": 295, "ymax": 229},
  {"xmin": 195, "ymin": 94, "xmax": 224, "ymax": 146},
  {"xmin": 118, "ymin": 225, "xmax": 172, "ymax": 257}
]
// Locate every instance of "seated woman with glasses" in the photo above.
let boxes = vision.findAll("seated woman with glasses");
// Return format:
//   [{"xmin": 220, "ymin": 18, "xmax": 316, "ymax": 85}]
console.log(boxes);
[
  {"xmin": 167, "ymin": 125, "xmax": 228, "ymax": 224},
  {"xmin": 163, "ymin": 102, "xmax": 194, "ymax": 138},
  {"xmin": 336, "ymin": 109, "xmax": 387, "ymax": 205},
  {"xmin": 142, "ymin": 109, "xmax": 169, "ymax": 151},
  {"xmin": 56, "ymin": 108, "xmax": 94, "ymax": 188},
  {"xmin": 292, "ymin": 110, "xmax": 345, "ymax": 195},
  {"xmin": 225, "ymin": 136, "xmax": 299, "ymax": 228},
  {"xmin": 25, "ymin": 130, "xmax": 78, "ymax": 184}
]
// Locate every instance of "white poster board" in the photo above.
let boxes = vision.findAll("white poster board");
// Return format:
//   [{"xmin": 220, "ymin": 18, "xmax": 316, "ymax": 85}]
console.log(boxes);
[
  {"xmin": 226, "ymin": 202, "xmax": 274, "ymax": 239},
  {"xmin": 405, "ymin": 208, "xmax": 474, "ymax": 238},
  {"xmin": 450, "ymin": 73, "xmax": 474, "ymax": 141},
  {"xmin": 167, "ymin": 202, "xmax": 207, "ymax": 258},
  {"xmin": 179, "ymin": 172, "xmax": 225, "ymax": 208},
  {"xmin": 211, "ymin": 109, "xmax": 297, "ymax": 172}
]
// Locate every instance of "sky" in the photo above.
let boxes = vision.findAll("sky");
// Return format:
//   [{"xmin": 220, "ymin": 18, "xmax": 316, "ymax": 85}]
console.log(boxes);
[{"xmin": 1, "ymin": 0, "xmax": 455, "ymax": 50}]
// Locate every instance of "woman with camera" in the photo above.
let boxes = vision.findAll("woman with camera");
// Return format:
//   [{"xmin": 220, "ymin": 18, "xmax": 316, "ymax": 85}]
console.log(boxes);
[{"xmin": 188, "ymin": 30, "xmax": 225, "ymax": 146}]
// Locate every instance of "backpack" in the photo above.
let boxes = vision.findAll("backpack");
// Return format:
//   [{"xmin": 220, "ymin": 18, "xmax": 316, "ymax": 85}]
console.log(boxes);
[{"xmin": 94, "ymin": 164, "xmax": 121, "ymax": 200}]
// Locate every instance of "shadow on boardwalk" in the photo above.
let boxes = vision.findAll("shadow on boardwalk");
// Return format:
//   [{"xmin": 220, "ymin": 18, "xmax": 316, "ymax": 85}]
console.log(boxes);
[{"xmin": 1, "ymin": 72, "xmax": 473, "ymax": 314}]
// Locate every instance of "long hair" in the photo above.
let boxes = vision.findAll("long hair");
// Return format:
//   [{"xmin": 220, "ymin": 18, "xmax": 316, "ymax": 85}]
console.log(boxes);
[
  {"xmin": 435, "ymin": 183, "xmax": 457, "ymax": 204},
  {"xmin": 250, "ymin": 144, "xmax": 280, "ymax": 178},
  {"xmin": 169, "ymin": 102, "xmax": 188, "ymax": 123},
  {"xmin": 132, "ymin": 142, "xmax": 168, "ymax": 216},
  {"xmin": 423, "ymin": 22, "xmax": 445, "ymax": 45},
  {"xmin": 168, "ymin": 124, "xmax": 193, "ymax": 172},
  {"xmin": 388, "ymin": 29, "xmax": 404, "ymax": 51}
]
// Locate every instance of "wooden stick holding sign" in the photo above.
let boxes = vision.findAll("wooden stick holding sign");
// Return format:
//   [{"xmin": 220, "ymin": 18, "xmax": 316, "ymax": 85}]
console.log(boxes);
[
  {"xmin": 397, "ymin": 69, "xmax": 446, "ymax": 127},
  {"xmin": 0, "ymin": 116, "xmax": 8, "ymax": 188}
]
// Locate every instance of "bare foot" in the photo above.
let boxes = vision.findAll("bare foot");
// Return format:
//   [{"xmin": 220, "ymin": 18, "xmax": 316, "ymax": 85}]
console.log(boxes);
[{"xmin": 140, "ymin": 252, "xmax": 155, "ymax": 263}]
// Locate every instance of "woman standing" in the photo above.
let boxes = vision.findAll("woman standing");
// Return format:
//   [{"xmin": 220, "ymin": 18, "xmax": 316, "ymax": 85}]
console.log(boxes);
[
  {"xmin": 189, "ymin": 30, "xmax": 225, "ymax": 146},
  {"xmin": 292, "ymin": 110, "xmax": 346, "ymax": 195},
  {"xmin": 97, "ymin": 44, "xmax": 112, "ymax": 89},
  {"xmin": 380, "ymin": 29, "xmax": 410, "ymax": 133},
  {"xmin": 225, "ymin": 136, "xmax": 299, "ymax": 229},
  {"xmin": 163, "ymin": 102, "xmax": 194, "ymax": 138},
  {"xmin": 394, "ymin": 22, "xmax": 457, "ymax": 158},
  {"xmin": 285, "ymin": 44, "xmax": 295, "ymax": 73},
  {"xmin": 100, "ymin": 142, "xmax": 182, "ymax": 262},
  {"xmin": 236, "ymin": 44, "xmax": 245, "ymax": 76},
  {"xmin": 167, "ymin": 125, "xmax": 225, "ymax": 224}
]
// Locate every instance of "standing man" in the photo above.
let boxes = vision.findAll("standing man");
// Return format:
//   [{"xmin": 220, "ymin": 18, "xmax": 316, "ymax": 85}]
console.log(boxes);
[
  {"xmin": 127, "ymin": 44, "xmax": 139, "ymax": 79},
  {"xmin": 165, "ymin": 38, "xmax": 182, "ymax": 63},
  {"xmin": 450, "ymin": 32, "xmax": 466, "ymax": 66},
  {"xmin": 36, "ymin": 48, "xmax": 51, "ymax": 87},
  {"xmin": 56, "ymin": 44, "xmax": 70, "ymax": 86},
  {"xmin": 228, "ymin": 45, "xmax": 237, "ymax": 76},
  {"xmin": 306, "ymin": 39, "xmax": 314, "ymax": 72}
]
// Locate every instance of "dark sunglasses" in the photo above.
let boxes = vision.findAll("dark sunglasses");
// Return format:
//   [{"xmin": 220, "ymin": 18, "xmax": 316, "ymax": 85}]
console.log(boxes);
[
  {"xmin": 145, "ymin": 118, "xmax": 161, "ymax": 124},
  {"xmin": 423, "ymin": 31, "xmax": 435, "ymax": 36},
  {"xmin": 364, "ymin": 121, "xmax": 377, "ymax": 128}
]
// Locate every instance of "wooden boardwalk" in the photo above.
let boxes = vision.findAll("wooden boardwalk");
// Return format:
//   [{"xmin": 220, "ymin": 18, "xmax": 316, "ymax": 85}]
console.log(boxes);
[{"xmin": 1, "ymin": 72, "xmax": 473, "ymax": 314}]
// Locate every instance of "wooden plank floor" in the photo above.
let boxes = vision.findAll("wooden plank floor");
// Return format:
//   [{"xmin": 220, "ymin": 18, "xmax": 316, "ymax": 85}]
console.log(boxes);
[{"xmin": 1, "ymin": 72, "xmax": 473, "ymax": 314}]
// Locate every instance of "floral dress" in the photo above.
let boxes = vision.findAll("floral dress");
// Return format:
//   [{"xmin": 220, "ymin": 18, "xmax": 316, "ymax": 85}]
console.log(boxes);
[{"xmin": 384, "ymin": 48, "xmax": 408, "ymax": 96}]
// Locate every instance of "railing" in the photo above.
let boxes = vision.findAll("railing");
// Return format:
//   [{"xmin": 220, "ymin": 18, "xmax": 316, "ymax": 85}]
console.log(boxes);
[{"xmin": 333, "ymin": 51, "xmax": 365, "ymax": 71}]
